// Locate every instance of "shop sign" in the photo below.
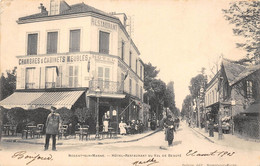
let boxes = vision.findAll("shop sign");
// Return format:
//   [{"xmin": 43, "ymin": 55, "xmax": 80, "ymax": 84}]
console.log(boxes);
[
  {"xmin": 91, "ymin": 18, "xmax": 117, "ymax": 31},
  {"xmin": 18, "ymin": 54, "xmax": 90, "ymax": 65}
]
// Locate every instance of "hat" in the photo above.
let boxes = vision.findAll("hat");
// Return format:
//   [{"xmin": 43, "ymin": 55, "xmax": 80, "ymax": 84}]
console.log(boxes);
[{"xmin": 51, "ymin": 106, "xmax": 57, "ymax": 110}]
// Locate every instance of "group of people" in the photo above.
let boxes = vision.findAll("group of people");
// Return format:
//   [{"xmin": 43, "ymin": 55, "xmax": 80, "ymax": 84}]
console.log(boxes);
[{"xmin": 119, "ymin": 120, "xmax": 144, "ymax": 135}]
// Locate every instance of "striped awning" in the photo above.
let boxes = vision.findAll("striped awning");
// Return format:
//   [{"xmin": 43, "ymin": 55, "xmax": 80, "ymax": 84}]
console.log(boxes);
[{"xmin": 0, "ymin": 91, "xmax": 84, "ymax": 110}]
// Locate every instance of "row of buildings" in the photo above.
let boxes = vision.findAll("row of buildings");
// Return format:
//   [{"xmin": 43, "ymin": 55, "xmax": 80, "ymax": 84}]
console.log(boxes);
[
  {"xmin": 197, "ymin": 58, "xmax": 260, "ymax": 139},
  {"xmin": 0, "ymin": 0, "xmax": 150, "ymax": 132}
]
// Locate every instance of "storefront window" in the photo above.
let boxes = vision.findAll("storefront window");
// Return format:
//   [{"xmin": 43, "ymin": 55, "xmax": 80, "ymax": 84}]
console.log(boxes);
[{"xmin": 25, "ymin": 68, "xmax": 35, "ymax": 89}]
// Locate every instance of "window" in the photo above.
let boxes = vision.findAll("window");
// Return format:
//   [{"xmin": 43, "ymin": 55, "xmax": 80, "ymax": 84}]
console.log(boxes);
[
  {"xmin": 136, "ymin": 59, "xmax": 138, "ymax": 73},
  {"xmin": 136, "ymin": 83, "xmax": 139, "ymax": 97},
  {"xmin": 27, "ymin": 33, "xmax": 38, "ymax": 55},
  {"xmin": 246, "ymin": 80, "xmax": 253, "ymax": 98},
  {"xmin": 129, "ymin": 79, "xmax": 132, "ymax": 94},
  {"xmin": 99, "ymin": 31, "xmax": 110, "ymax": 54},
  {"xmin": 25, "ymin": 68, "xmax": 35, "ymax": 89},
  {"xmin": 121, "ymin": 41, "xmax": 125, "ymax": 60},
  {"xmin": 69, "ymin": 29, "xmax": 80, "ymax": 52},
  {"xmin": 129, "ymin": 51, "xmax": 132, "ymax": 67},
  {"xmin": 140, "ymin": 86, "xmax": 143, "ymax": 101},
  {"xmin": 140, "ymin": 65, "xmax": 143, "ymax": 80},
  {"xmin": 47, "ymin": 32, "xmax": 58, "ymax": 54},
  {"xmin": 97, "ymin": 67, "xmax": 110, "ymax": 89},
  {"xmin": 45, "ymin": 67, "xmax": 57, "ymax": 88},
  {"xmin": 69, "ymin": 66, "xmax": 79, "ymax": 87}
]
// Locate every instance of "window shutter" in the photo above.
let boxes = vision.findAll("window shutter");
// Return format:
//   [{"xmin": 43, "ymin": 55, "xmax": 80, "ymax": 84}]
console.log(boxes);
[
  {"xmin": 27, "ymin": 34, "xmax": 38, "ymax": 55},
  {"xmin": 74, "ymin": 66, "xmax": 79, "ymax": 87},
  {"xmin": 47, "ymin": 32, "xmax": 58, "ymax": 54},
  {"xmin": 20, "ymin": 68, "xmax": 25, "ymax": 89},
  {"xmin": 70, "ymin": 30, "xmax": 80, "ymax": 52},
  {"xmin": 40, "ymin": 67, "xmax": 45, "ymax": 89},
  {"xmin": 34, "ymin": 67, "xmax": 40, "ymax": 89},
  {"xmin": 56, "ymin": 66, "xmax": 62, "ymax": 88}
]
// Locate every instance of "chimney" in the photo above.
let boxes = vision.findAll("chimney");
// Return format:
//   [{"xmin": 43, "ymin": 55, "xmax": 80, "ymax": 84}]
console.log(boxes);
[{"xmin": 111, "ymin": 12, "xmax": 127, "ymax": 27}]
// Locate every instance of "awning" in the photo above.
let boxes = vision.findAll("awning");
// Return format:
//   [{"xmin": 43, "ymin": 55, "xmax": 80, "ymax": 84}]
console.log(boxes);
[
  {"xmin": 86, "ymin": 92, "xmax": 125, "ymax": 99},
  {"xmin": 0, "ymin": 91, "xmax": 84, "ymax": 110}
]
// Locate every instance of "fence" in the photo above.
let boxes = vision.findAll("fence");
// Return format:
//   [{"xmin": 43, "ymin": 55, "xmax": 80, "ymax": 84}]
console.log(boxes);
[{"xmin": 234, "ymin": 114, "xmax": 260, "ymax": 139}]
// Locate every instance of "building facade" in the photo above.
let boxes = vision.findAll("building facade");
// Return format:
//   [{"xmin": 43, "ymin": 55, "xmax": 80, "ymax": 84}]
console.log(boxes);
[{"xmin": 0, "ymin": 0, "xmax": 145, "ymax": 132}]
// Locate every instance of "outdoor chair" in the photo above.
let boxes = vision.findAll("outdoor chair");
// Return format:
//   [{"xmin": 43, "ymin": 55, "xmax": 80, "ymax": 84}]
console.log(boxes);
[
  {"xmin": 33, "ymin": 124, "xmax": 44, "ymax": 138},
  {"xmin": 22, "ymin": 125, "xmax": 35, "ymax": 139},
  {"xmin": 9, "ymin": 125, "xmax": 17, "ymax": 136},
  {"xmin": 58, "ymin": 125, "xmax": 68, "ymax": 140},
  {"xmin": 74, "ymin": 124, "xmax": 81, "ymax": 139},
  {"xmin": 80, "ymin": 128, "xmax": 89, "ymax": 141}
]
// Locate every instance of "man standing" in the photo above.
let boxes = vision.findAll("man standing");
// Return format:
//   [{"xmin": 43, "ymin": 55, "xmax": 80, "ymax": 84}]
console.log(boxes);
[
  {"xmin": 44, "ymin": 106, "xmax": 61, "ymax": 151},
  {"xmin": 164, "ymin": 115, "xmax": 176, "ymax": 147}
]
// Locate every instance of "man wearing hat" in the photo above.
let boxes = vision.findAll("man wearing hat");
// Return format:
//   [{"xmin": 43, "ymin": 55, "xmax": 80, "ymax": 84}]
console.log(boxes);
[
  {"xmin": 164, "ymin": 115, "xmax": 176, "ymax": 147},
  {"xmin": 44, "ymin": 106, "xmax": 61, "ymax": 151}
]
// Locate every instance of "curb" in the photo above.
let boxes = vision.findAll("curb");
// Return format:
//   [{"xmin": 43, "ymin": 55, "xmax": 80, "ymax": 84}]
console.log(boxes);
[
  {"xmin": 2, "ymin": 129, "xmax": 162, "ymax": 146},
  {"xmin": 190, "ymin": 127, "xmax": 215, "ymax": 143}
]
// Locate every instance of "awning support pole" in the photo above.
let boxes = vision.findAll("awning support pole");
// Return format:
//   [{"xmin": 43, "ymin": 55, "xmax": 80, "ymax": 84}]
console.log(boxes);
[{"xmin": 119, "ymin": 100, "xmax": 134, "ymax": 117}]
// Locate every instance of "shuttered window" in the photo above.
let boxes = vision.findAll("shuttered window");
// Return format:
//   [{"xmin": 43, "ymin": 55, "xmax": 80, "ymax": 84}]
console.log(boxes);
[
  {"xmin": 121, "ymin": 41, "xmax": 125, "ymax": 60},
  {"xmin": 69, "ymin": 29, "xmax": 80, "ymax": 52},
  {"xmin": 129, "ymin": 79, "xmax": 132, "ymax": 94},
  {"xmin": 25, "ymin": 68, "xmax": 35, "ymax": 89},
  {"xmin": 246, "ymin": 80, "xmax": 253, "ymax": 98},
  {"xmin": 99, "ymin": 31, "xmax": 110, "ymax": 54},
  {"xmin": 69, "ymin": 66, "xmax": 79, "ymax": 87},
  {"xmin": 47, "ymin": 32, "xmax": 58, "ymax": 54},
  {"xmin": 27, "ymin": 34, "xmax": 38, "ymax": 55},
  {"xmin": 129, "ymin": 51, "xmax": 132, "ymax": 67},
  {"xmin": 45, "ymin": 67, "xmax": 57, "ymax": 88}
]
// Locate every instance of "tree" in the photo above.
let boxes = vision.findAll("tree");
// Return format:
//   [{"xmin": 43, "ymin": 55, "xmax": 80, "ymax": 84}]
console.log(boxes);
[
  {"xmin": 181, "ymin": 95, "xmax": 192, "ymax": 118},
  {"xmin": 189, "ymin": 73, "xmax": 207, "ymax": 99},
  {"xmin": 223, "ymin": 1, "xmax": 260, "ymax": 62},
  {"xmin": 164, "ymin": 81, "xmax": 178, "ymax": 116},
  {"xmin": 144, "ymin": 62, "xmax": 160, "ymax": 91},
  {"xmin": 0, "ymin": 67, "xmax": 17, "ymax": 100}
]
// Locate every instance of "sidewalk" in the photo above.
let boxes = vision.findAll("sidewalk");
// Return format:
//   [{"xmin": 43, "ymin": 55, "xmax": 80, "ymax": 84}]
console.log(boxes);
[
  {"xmin": 1, "ymin": 129, "xmax": 162, "ymax": 146},
  {"xmin": 189, "ymin": 124, "xmax": 260, "ymax": 151}
]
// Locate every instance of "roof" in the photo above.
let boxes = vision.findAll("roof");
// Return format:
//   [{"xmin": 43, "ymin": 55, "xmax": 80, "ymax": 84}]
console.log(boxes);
[
  {"xmin": 230, "ymin": 64, "xmax": 260, "ymax": 86},
  {"xmin": 0, "ymin": 91, "xmax": 84, "ymax": 110},
  {"xmin": 222, "ymin": 58, "xmax": 246, "ymax": 86},
  {"xmin": 18, "ymin": 2, "xmax": 117, "ymax": 21}
]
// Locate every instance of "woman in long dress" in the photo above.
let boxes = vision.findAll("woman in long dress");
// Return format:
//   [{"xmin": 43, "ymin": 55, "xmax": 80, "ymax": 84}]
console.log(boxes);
[{"xmin": 119, "ymin": 121, "xmax": 127, "ymax": 135}]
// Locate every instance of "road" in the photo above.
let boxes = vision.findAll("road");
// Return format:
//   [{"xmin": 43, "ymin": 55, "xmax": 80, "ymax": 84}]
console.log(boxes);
[{"xmin": 0, "ymin": 123, "xmax": 259, "ymax": 166}]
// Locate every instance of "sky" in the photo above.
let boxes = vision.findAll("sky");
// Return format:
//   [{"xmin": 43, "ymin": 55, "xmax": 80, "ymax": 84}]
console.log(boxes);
[{"xmin": 0, "ymin": 0, "xmax": 246, "ymax": 109}]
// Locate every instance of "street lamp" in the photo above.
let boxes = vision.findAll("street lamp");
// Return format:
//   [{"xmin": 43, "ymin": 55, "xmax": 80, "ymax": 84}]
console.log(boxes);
[{"xmin": 95, "ymin": 86, "xmax": 101, "ymax": 139}]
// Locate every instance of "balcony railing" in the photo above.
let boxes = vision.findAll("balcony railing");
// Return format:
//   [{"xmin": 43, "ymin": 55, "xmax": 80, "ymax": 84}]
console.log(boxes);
[
  {"xmin": 45, "ymin": 82, "xmax": 55, "ymax": 89},
  {"xmin": 89, "ymin": 80, "xmax": 124, "ymax": 94},
  {"xmin": 25, "ymin": 83, "xmax": 35, "ymax": 89}
]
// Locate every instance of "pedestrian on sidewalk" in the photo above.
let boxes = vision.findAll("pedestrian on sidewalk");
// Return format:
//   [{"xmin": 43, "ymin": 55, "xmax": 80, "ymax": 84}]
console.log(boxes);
[
  {"xmin": 44, "ymin": 106, "xmax": 61, "ymax": 151},
  {"xmin": 208, "ymin": 119, "xmax": 214, "ymax": 137},
  {"xmin": 164, "ymin": 115, "xmax": 176, "ymax": 147}
]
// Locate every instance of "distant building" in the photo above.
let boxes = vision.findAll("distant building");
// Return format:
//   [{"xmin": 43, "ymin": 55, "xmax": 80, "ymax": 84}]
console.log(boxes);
[
  {"xmin": 205, "ymin": 58, "xmax": 260, "ymax": 138},
  {"xmin": 0, "ymin": 0, "xmax": 145, "ymax": 131}
]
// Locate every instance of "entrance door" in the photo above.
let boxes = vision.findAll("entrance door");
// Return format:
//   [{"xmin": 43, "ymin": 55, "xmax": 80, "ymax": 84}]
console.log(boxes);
[{"xmin": 99, "ymin": 105, "xmax": 110, "ymax": 131}]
